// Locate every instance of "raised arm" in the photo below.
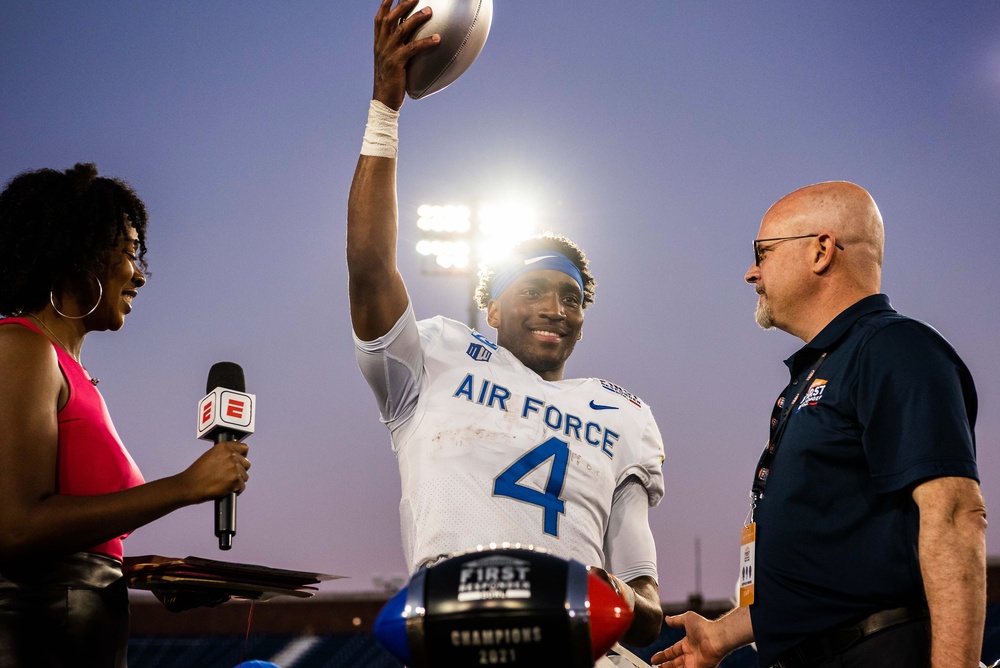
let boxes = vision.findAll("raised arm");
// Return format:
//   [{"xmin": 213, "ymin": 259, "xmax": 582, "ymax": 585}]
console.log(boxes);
[{"xmin": 347, "ymin": 0, "xmax": 438, "ymax": 341}]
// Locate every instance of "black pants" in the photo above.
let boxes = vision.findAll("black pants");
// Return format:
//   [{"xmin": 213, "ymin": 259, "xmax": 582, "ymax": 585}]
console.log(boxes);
[
  {"xmin": 0, "ymin": 552, "xmax": 129, "ymax": 668},
  {"xmin": 783, "ymin": 618, "xmax": 931, "ymax": 668}
]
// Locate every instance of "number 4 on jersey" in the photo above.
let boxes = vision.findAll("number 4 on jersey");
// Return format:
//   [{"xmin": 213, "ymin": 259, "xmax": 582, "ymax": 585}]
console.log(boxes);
[{"xmin": 493, "ymin": 436, "xmax": 569, "ymax": 536}]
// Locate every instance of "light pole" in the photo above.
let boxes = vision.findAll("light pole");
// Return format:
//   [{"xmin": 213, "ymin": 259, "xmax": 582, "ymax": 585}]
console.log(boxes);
[
  {"xmin": 415, "ymin": 201, "xmax": 536, "ymax": 330},
  {"xmin": 414, "ymin": 203, "xmax": 479, "ymax": 329}
]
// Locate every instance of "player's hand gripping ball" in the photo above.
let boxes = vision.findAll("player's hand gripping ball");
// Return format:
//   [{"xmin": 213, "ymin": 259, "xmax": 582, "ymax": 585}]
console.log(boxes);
[
  {"xmin": 373, "ymin": 547, "xmax": 633, "ymax": 667},
  {"xmin": 404, "ymin": 0, "xmax": 493, "ymax": 99}
]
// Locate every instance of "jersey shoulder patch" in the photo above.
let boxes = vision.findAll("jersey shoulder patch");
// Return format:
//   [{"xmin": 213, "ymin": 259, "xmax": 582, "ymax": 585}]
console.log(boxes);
[
  {"xmin": 420, "ymin": 316, "xmax": 499, "ymax": 364},
  {"xmin": 597, "ymin": 379, "xmax": 645, "ymax": 409}
]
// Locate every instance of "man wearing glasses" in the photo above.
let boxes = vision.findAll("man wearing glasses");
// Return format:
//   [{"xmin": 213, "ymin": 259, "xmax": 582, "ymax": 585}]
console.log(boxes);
[{"xmin": 653, "ymin": 181, "xmax": 985, "ymax": 668}]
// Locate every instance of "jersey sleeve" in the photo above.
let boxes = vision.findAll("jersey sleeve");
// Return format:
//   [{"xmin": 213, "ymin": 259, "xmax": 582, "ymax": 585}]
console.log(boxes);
[
  {"xmin": 618, "ymin": 408, "xmax": 665, "ymax": 507},
  {"xmin": 856, "ymin": 319, "xmax": 978, "ymax": 493},
  {"xmin": 604, "ymin": 476, "xmax": 658, "ymax": 583},
  {"xmin": 353, "ymin": 302, "xmax": 425, "ymax": 438}
]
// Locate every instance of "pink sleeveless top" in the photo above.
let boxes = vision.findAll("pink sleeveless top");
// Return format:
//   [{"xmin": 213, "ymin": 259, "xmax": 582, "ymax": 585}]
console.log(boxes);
[{"xmin": 0, "ymin": 318, "xmax": 145, "ymax": 561}]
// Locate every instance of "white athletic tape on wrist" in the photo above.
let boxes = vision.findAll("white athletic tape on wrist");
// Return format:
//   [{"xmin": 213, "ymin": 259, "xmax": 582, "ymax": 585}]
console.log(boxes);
[{"xmin": 361, "ymin": 99, "xmax": 399, "ymax": 158}]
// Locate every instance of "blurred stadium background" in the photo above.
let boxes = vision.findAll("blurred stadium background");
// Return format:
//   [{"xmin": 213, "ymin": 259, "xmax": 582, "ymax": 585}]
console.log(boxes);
[{"xmin": 128, "ymin": 559, "xmax": 1000, "ymax": 667}]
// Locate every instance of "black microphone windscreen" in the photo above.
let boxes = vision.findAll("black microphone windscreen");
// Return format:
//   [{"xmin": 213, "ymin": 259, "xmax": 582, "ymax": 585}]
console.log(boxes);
[{"xmin": 207, "ymin": 361, "xmax": 245, "ymax": 393}]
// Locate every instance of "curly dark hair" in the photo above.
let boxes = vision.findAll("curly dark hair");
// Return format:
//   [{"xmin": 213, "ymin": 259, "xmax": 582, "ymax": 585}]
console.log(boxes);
[
  {"xmin": 0, "ymin": 162, "xmax": 149, "ymax": 316},
  {"xmin": 474, "ymin": 233, "xmax": 597, "ymax": 310}
]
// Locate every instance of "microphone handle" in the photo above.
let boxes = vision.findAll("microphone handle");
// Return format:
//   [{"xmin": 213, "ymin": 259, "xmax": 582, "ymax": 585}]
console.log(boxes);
[{"xmin": 214, "ymin": 429, "xmax": 241, "ymax": 550}]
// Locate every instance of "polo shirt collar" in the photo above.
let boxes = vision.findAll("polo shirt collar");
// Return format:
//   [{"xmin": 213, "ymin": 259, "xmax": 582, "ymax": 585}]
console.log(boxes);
[{"xmin": 785, "ymin": 294, "xmax": 895, "ymax": 369}]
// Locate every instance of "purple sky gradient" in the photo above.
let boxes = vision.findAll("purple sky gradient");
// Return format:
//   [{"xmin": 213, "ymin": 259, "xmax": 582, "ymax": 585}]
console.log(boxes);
[{"xmin": 2, "ymin": 2, "xmax": 998, "ymax": 603}]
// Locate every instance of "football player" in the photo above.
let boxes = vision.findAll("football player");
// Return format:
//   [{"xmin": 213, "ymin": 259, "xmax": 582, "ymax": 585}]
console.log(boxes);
[{"xmin": 347, "ymin": 0, "xmax": 667, "ymax": 650}]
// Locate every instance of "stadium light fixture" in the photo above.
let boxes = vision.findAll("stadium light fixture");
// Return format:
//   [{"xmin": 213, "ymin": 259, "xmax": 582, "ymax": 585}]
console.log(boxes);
[{"xmin": 415, "ymin": 200, "xmax": 536, "ymax": 328}]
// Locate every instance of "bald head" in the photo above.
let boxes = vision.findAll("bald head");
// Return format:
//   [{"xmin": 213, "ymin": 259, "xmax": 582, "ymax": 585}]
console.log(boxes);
[
  {"xmin": 764, "ymin": 181, "xmax": 884, "ymax": 290},
  {"xmin": 746, "ymin": 181, "xmax": 886, "ymax": 341}
]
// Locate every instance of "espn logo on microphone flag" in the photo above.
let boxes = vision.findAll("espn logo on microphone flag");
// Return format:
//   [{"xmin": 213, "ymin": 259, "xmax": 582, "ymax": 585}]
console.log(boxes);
[{"xmin": 197, "ymin": 387, "xmax": 256, "ymax": 438}]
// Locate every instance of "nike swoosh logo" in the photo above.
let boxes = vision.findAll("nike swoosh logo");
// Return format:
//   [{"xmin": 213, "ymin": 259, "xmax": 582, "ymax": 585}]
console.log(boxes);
[
  {"xmin": 589, "ymin": 400, "xmax": 619, "ymax": 411},
  {"xmin": 524, "ymin": 255, "xmax": 557, "ymax": 265}
]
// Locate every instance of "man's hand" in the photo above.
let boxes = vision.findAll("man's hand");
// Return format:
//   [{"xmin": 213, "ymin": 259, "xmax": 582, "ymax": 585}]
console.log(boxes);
[
  {"xmin": 589, "ymin": 567, "xmax": 662, "ymax": 647},
  {"xmin": 622, "ymin": 575, "xmax": 663, "ymax": 646},
  {"xmin": 373, "ymin": 0, "xmax": 439, "ymax": 110},
  {"xmin": 650, "ymin": 607, "xmax": 753, "ymax": 668}
]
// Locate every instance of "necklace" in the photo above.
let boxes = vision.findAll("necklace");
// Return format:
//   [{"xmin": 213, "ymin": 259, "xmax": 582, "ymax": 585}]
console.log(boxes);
[{"xmin": 25, "ymin": 314, "xmax": 100, "ymax": 386}]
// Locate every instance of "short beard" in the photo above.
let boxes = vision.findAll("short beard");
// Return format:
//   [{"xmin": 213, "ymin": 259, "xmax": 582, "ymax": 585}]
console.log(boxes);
[{"xmin": 755, "ymin": 294, "xmax": 775, "ymax": 330}]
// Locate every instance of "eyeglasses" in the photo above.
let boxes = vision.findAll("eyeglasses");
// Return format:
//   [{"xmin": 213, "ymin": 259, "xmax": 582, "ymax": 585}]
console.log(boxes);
[{"xmin": 752, "ymin": 234, "xmax": 844, "ymax": 266}]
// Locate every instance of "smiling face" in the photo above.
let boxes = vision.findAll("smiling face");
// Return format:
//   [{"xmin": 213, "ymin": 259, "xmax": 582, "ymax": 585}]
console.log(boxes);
[
  {"xmin": 84, "ymin": 222, "xmax": 146, "ymax": 332},
  {"xmin": 486, "ymin": 269, "xmax": 585, "ymax": 381}
]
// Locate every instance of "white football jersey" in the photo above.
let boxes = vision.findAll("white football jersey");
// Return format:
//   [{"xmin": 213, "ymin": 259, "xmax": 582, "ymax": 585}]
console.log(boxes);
[{"xmin": 355, "ymin": 305, "xmax": 665, "ymax": 575}]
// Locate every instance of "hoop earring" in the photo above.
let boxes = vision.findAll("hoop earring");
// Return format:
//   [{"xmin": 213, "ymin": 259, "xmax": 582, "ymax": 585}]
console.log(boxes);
[{"xmin": 50, "ymin": 272, "xmax": 103, "ymax": 319}]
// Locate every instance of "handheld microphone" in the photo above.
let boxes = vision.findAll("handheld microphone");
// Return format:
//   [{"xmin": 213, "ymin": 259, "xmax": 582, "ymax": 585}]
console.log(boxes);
[{"xmin": 197, "ymin": 361, "xmax": 255, "ymax": 550}]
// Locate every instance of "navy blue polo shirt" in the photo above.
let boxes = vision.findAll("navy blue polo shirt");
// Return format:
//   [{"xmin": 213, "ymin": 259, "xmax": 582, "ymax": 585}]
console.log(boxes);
[{"xmin": 749, "ymin": 294, "xmax": 978, "ymax": 667}]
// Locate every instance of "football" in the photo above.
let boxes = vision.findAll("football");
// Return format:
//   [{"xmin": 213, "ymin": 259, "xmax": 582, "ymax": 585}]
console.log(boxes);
[
  {"xmin": 404, "ymin": 0, "xmax": 493, "ymax": 100},
  {"xmin": 372, "ymin": 547, "xmax": 633, "ymax": 667}
]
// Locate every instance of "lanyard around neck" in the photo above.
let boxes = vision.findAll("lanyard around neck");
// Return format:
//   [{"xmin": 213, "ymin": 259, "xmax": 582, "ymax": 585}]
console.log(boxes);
[{"xmin": 750, "ymin": 351, "xmax": 829, "ymax": 510}]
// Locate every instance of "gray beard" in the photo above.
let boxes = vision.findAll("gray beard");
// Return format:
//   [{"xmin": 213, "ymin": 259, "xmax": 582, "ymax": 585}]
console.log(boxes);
[{"xmin": 755, "ymin": 298, "xmax": 775, "ymax": 330}]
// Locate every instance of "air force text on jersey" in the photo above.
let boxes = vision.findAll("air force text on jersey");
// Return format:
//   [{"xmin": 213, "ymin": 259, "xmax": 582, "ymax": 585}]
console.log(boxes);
[{"xmin": 452, "ymin": 373, "xmax": 621, "ymax": 459}]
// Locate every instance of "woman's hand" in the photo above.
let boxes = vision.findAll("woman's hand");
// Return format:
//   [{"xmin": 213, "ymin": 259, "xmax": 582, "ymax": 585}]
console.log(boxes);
[{"xmin": 178, "ymin": 440, "xmax": 250, "ymax": 504}]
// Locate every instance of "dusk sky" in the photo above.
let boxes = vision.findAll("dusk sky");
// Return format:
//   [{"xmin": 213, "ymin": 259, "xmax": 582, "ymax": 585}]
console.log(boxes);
[{"xmin": 2, "ymin": 2, "xmax": 998, "ymax": 604}]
